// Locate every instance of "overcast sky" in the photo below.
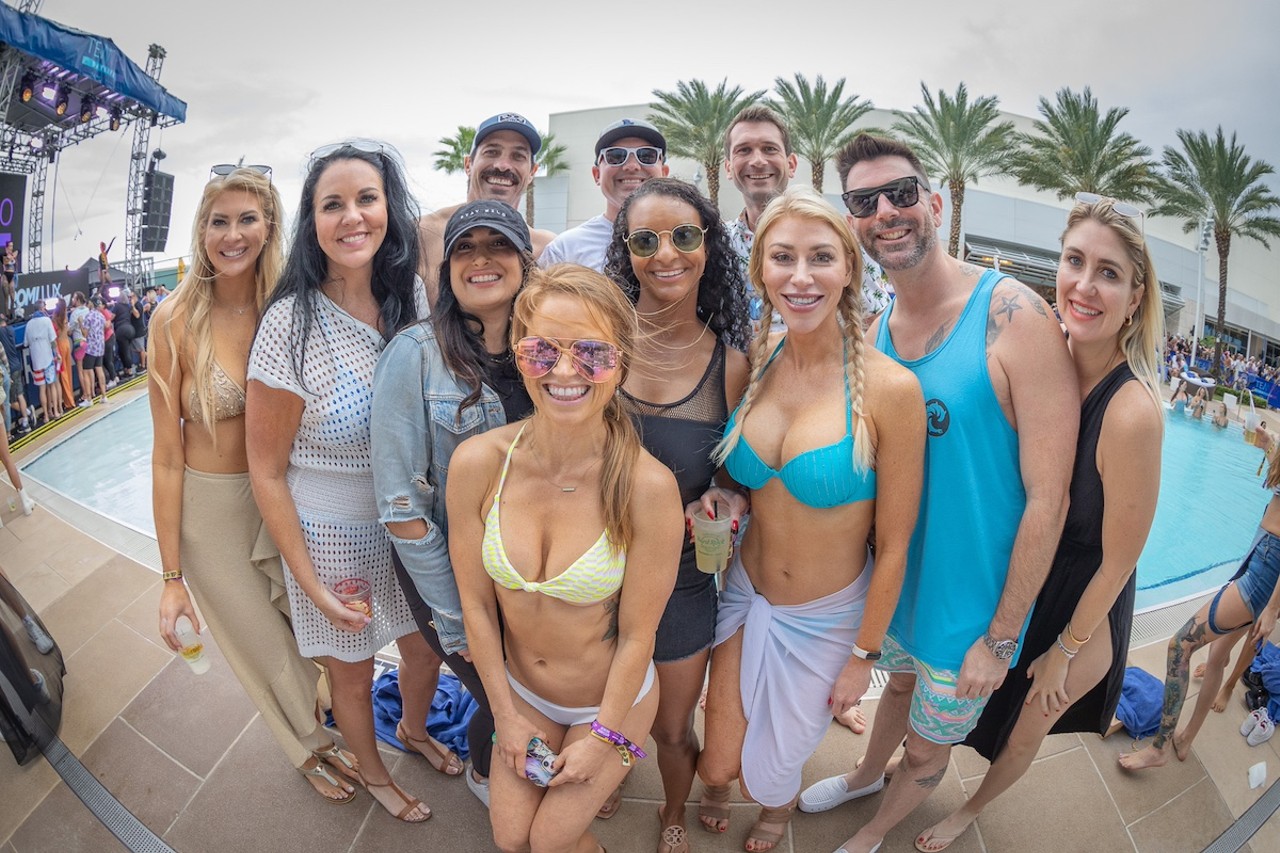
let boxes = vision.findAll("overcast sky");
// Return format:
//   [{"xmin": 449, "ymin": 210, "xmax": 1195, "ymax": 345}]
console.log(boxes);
[{"xmin": 26, "ymin": 0, "xmax": 1280, "ymax": 272}]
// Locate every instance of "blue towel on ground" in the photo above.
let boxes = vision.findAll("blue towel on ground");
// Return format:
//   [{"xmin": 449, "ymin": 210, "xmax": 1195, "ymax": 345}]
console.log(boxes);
[
  {"xmin": 1116, "ymin": 666, "xmax": 1164, "ymax": 739},
  {"xmin": 1249, "ymin": 641, "xmax": 1280, "ymax": 722},
  {"xmin": 324, "ymin": 669, "xmax": 477, "ymax": 760}
]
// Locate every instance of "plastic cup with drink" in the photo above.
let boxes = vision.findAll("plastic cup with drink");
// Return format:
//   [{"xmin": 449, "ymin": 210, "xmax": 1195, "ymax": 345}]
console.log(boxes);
[
  {"xmin": 692, "ymin": 504, "xmax": 733, "ymax": 575},
  {"xmin": 1244, "ymin": 410, "xmax": 1261, "ymax": 445},
  {"xmin": 174, "ymin": 615, "xmax": 210, "ymax": 674},
  {"xmin": 332, "ymin": 577, "xmax": 373, "ymax": 620}
]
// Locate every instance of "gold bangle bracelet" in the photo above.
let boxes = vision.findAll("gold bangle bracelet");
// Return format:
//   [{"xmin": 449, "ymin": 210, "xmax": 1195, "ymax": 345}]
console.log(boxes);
[{"xmin": 1065, "ymin": 622, "xmax": 1090, "ymax": 646}]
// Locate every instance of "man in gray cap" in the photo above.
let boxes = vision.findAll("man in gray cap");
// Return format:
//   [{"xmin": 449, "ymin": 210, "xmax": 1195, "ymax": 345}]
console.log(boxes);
[
  {"xmin": 539, "ymin": 117, "xmax": 669, "ymax": 272},
  {"xmin": 419, "ymin": 112, "xmax": 553, "ymax": 306}
]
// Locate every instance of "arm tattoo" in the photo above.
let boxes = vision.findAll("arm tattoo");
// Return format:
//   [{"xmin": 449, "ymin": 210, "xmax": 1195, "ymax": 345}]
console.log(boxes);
[
  {"xmin": 960, "ymin": 263, "xmax": 984, "ymax": 277},
  {"xmin": 924, "ymin": 323, "xmax": 950, "ymax": 355},
  {"xmin": 994, "ymin": 294, "xmax": 1022, "ymax": 324},
  {"xmin": 915, "ymin": 766, "xmax": 947, "ymax": 789},
  {"xmin": 986, "ymin": 292, "xmax": 1022, "ymax": 346},
  {"xmin": 601, "ymin": 597, "xmax": 619, "ymax": 642}
]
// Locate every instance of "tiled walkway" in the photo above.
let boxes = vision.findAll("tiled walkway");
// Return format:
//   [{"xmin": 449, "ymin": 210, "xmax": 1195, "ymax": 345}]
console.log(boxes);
[{"xmin": 2, "ymin": 389, "xmax": 1278, "ymax": 852}]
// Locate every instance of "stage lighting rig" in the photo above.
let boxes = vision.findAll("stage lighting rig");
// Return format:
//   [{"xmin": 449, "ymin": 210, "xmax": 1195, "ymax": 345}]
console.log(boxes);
[
  {"xmin": 109, "ymin": 106, "xmax": 122, "ymax": 131},
  {"xmin": 54, "ymin": 84, "xmax": 69, "ymax": 116},
  {"xmin": 80, "ymin": 94, "xmax": 96, "ymax": 123},
  {"xmin": 20, "ymin": 72, "xmax": 36, "ymax": 103}
]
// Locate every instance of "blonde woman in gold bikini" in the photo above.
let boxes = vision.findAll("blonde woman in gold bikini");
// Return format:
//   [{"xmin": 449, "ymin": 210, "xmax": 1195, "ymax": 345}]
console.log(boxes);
[{"xmin": 150, "ymin": 166, "xmax": 360, "ymax": 803}]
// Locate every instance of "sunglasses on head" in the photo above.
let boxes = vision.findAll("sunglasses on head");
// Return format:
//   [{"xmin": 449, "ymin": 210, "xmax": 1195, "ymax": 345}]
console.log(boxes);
[
  {"xmin": 625, "ymin": 224, "xmax": 707, "ymax": 258},
  {"xmin": 210, "ymin": 164, "xmax": 272, "ymax": 181},
  {"xmin": 307, "ymin": 139, "xmax": 390, "ymax": 169},
  {"xmin": 514, "ymin": 336, "xmax": 621, "ymax": 383},
  {"xmin": 1074, "ymin": 191, "xmax": 1146, "ymax": 235},
  {"xmin": 598, "ymin": 146, "xmax": 663, "ymax": 167},
  {"xmin": 841, "ymin": 176, "xmax": 929, "ymax": 218}
]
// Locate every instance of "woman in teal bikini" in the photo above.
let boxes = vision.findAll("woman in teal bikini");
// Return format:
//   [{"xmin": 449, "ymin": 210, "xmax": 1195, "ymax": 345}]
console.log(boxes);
[
  {"xmin": 450, "ymin": 264, "xmax": 683, "ymax": 853},
  {"xmin": 694, "ymin": 188, "xmax": 925, "ymax": 852}
]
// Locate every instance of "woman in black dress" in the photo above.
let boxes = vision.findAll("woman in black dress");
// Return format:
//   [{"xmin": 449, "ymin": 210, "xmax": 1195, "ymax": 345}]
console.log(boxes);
[{"xmin": 914, "ymin": 195, "xmax": 1165, "ymax": 852}]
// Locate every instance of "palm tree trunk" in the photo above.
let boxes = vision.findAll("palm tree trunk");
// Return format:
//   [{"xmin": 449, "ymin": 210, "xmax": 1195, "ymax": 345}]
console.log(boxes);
[
  {"xmin": 812, "ymin": 158, "xmax": 824, "ymax": 193},
  {"xmin": 526, "ymin": 182, "xmax": 536, "ymax": 228},
  {"xmin": 948, "ymin": 180, "xmax": 966, "ymax": 258},
  {"xmin": 706, "ymin": 162, "xmax": 720, "ymax": 207},
  {"xmin": 1212, "ymin": 232, "xmax": 1230, "ymax": 379}
]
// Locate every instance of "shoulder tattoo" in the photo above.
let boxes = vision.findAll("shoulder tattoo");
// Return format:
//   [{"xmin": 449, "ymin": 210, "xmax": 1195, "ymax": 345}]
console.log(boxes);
[{"xmin": 986, "ymin": 282, "xmax": 1049, "ymax": 346}]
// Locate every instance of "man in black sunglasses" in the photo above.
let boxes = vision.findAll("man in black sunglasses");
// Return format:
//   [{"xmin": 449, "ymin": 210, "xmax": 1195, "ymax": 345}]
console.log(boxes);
[
  {"xmin": 540, "ymin": 117, "xmax": 668, "ymax": 272},
  {"xmin": 799, "ymin": 134, "xmax": 1077, "ymax": 853},
  {"xmin": 418, "ymin": 112, "xmax": 554, "ymax": 306}
]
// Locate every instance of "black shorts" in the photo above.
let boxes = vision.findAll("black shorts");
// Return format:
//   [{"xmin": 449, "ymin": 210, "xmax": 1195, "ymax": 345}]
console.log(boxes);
[
  {"xmin": 81, "ymin": 353, "xmax": 103, "ymax": 369},
  {"xmin": 653, "ymin": 554, "xmax": 718, "ymax": 663}
]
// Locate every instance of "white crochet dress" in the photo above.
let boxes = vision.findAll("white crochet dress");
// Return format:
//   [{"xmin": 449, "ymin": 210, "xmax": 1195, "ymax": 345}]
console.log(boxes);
[{"xmin": 248, "ymin": 290, "xmax": 421, "ymax": 662}]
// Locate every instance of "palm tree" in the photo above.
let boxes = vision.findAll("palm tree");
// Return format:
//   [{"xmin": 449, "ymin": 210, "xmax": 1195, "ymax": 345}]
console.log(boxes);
[
  {"xmin": 892, "ymin": 82, "xmax": 1014, "ymax": 257},
  {"xmin": 432, "ymin": 126, "xmax": 475, "ymax": 174},
  {"xmin": 768, "ymin": 73, "xmax": 873, "ymax": 192},
  {"xmin": 526, "ymin": 132, "xmax": 568, "ymax": 228},
  {"xmin": 649, "ymin": 79, "xmax": 765, "ymax": 205},
  {"xmin": 1156, "ymin": 127, "xmax": 1280, "ymax": 375},
  {"xmin": 1008, "ymin": 87, "xmax": 1157, "ymax": 203}
]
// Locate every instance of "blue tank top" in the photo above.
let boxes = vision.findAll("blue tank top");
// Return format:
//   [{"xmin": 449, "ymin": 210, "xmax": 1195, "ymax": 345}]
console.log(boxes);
[{"xmin": 875, "ymin": 270, "xmax": 1028, "ymax": 671}]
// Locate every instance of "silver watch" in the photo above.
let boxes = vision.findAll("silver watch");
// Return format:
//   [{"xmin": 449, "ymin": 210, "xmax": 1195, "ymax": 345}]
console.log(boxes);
[{"xmin": 982, "ymin": 633, "xmax": 1018, "ymax": 661}]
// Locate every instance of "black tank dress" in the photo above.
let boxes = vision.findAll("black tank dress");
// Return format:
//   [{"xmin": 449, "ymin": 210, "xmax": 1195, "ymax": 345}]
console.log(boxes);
[
  {"xmin": 964, "ymin": 362, "xmax": 1138, "ymax": 760},
  {"xmin": 622, "ymin": 338, "xmax": 727, "ymax": 663}
]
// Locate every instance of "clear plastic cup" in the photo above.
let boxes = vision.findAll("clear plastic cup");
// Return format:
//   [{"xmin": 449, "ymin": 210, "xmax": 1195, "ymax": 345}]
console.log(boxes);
[
  {"xmin": 692, "ymin": 508, "xmax": 733, "ymax": 574},
  {"xmin": 332, "ymin": 577, "xmax": 373, "ymax": 619},
  {"xmin": 174, "ymin": 615, "xmax": 210, "ymax": 675}
]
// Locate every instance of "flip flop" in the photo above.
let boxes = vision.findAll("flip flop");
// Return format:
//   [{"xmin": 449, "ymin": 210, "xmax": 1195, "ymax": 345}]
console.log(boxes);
[
  {"xmin": 915, "ymin": 823, "xmax": 968, "ymax": 853},
  {"xmin": 299, "ymin": 756, "xmax": 356, "ymax": 804},
  {"xmin": 396, "ymin": 721, "xmax": 464, "ymax": 776},
  {"xmin": 596, "ymin": 782, "xmax": 624, "ymax": 819}
]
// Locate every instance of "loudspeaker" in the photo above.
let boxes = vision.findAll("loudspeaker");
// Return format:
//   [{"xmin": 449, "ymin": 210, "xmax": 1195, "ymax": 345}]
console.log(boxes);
[{"xmin": 141, "ymin": 170, "xmax": 173, "ymax": 252}]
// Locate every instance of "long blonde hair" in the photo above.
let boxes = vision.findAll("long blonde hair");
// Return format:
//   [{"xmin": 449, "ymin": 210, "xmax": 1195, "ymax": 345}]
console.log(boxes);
[
  {"xmin": 510, "ymin": 263, "xmax": 643, "ymax": 552},
  {"xmin": 1062, "ymin": 200, "xmax": 1166, "ymax": 413},
  {"xmin": 715, "ymin": 186, "xmax": 875, "ymax": 474},
  {"xmin": 151, "ymin": 168, "xmax": 284, "ymax": 434}
]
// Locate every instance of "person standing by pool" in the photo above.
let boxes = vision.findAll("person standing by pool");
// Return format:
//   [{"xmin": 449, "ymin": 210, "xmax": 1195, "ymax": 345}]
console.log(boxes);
[
  {"xmin": 247, "ymin": 141, "xmax": 436, "ymax": 823},
  {"xmin": 697, "ymin": 188, "xmax": 925, "ymax": 853},
  {"xmin": 51, "ymin": 300, "xmax": 75, "ymax": 412},
  {"xmin": 150, "ymin": 165, "xmax": 363, "ymax": 805},
  {"xmin": 372, "ymin": 200, "xmax": 538, "ymax": 806},
  {"xmin": 914, "ymin": 194, "xmax": 1165, "ymax": 851},
  {"xmin": 601, "ymin": 177, "xmax": 751, "ymax": 845},
  {"xmin": 800, "ymin": 134, "xmax": 1077, "ymax": 853},
  {"xmin": 23, "ymin": 302, "xmax": 58, "ymax": 424},
  {"xmin": 1120, "ymin": 422, "xmax": 1280, "ymax": 771}
]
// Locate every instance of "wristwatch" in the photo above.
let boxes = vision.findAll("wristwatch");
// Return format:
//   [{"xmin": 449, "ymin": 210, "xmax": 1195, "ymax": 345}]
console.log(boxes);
[
  {"xmin": 982, "ymin": 633, "xmax": 1018, "ymax": 661},
  {"xmin": 850, "ymin": 643, "xmax": 882, "ymax": 662}
]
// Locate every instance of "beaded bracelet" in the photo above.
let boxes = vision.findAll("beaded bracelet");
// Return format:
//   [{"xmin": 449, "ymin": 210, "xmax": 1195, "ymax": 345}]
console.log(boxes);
[
  {"xmin": 1055, "ymin": 635, "xmax": 1078, "ymax": 660},
  {"xmin": 589, "ymin": 721, "xmax": 647, "ymax": 762}
]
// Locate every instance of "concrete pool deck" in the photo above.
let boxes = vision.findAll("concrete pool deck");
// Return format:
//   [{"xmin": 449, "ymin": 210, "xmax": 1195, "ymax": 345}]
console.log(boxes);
[{"xmin": 1, "ymin": 382, "xmax": 1278, "ymax": 852}]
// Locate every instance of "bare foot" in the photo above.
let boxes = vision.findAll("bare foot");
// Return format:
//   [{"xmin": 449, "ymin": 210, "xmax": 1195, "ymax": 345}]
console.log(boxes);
[
  {"xmin": 1172, "ymin": 731, "xmax": 1191, "ymax": 762},
  {"xmin": 1211, "ymin": 685, "xmax": 1232, "ymax": 713},
  {"xmin": 915, "ymin": 808, "xmax": 978, "ymax": 852},
  {"xmin": 836, "ymin": 703, "xmax": 867, "ymax": 734},
  {"xmin": 1193, "ymin": 662, "xmax": 1206, "ymax": 678},
  {"xmin": 1118, "ymin": 744, "xmax": 1169, "ymax": 771}
]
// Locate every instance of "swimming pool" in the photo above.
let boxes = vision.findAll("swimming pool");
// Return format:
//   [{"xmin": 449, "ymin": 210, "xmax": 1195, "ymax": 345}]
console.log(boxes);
[{"xmin": 19, "ymin": 395, "xmax": 1274, "ymax": 611}]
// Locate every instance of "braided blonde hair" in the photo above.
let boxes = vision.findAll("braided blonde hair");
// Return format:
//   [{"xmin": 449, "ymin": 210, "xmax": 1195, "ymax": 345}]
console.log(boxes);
[{"xmin": 714, "ymin": 186, "xmax": 875, "ymax": 474}]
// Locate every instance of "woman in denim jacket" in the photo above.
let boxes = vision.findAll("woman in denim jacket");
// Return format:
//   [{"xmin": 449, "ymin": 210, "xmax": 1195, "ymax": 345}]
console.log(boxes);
[{"xmin": 372, "ymin": 200, "xmax": 535, "ymax": 806}]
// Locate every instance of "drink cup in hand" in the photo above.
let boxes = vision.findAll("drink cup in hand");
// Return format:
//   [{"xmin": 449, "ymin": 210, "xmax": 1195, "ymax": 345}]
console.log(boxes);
[
  {"xmin": 174, "ymin": 615, "xmax": 210, "ymax": 674},
  {"xmin": 692, "ymin": 507, "xmax": 733, "ymax": 574},
  {"xmin": 332, "ymin": 577, "xmax": 373, "ymax": 620}
]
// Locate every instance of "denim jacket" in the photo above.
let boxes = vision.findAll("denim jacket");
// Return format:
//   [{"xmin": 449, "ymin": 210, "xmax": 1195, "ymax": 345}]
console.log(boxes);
[{"xmin": 371, "ymin": 320, "xmax": 505, "ymax": 654}]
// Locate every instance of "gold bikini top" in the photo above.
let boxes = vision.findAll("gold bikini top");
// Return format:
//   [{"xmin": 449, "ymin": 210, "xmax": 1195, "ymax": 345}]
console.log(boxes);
[{"xmin": 189, "ymin": 360, "xmax": 246, "ymax": 422}]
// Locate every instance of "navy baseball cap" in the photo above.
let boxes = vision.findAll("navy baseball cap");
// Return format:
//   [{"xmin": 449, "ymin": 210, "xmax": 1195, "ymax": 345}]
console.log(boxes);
[
  {"xmin": 443, "ymin": 201, "xmax": 533, "ymax": 259},
  {"xmin": 595, "ymin": 118, "xmax": 666, "ymax": 156},
  {"xmin": 472, "ymin": 113, "xmax": 542, "ymax": 157}
]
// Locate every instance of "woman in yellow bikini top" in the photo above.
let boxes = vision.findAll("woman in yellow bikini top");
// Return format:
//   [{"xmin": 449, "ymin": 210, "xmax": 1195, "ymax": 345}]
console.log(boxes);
[{"xmin": 449, "ymin": 265, "xmax": 682, "ymax": 853}]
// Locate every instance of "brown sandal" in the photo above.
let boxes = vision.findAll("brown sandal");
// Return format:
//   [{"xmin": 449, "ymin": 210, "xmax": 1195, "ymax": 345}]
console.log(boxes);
[
  {"xmin": 396, "ymin": 721, "xmax": 464, "ymax": 776},
  {"xmin": 745, "ymin": 802, "xmax": 794, "ymax": 853},
  {"xmin": 299, "ymin": 757, "xmax": 355, "ymax": 804},
  {"xmin": 698, "ymin": 783, "xmax": 732, "ymax": 834},
  {"xmin": 364, "ymin": 778, "xmax": 431, "ymax": 823},
  {"xmin": 313, "ymin": 743, "xmax": 361, "ymax": 784}
]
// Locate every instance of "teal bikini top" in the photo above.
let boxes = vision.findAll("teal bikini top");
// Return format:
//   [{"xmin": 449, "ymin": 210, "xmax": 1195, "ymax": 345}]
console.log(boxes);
[{"xmin": 723, "ymin": 340, "xmax": 876, "ymax": 509}]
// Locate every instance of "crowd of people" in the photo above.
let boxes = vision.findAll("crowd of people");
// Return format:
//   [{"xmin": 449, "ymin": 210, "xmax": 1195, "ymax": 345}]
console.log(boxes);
[
  {"xmin": 0, "ymin": 104, "xmax": 1258, "ymax": 853},
  {"xmin": 1165, "ymin": 333, "xmax": 1280, "ymax": 391}
]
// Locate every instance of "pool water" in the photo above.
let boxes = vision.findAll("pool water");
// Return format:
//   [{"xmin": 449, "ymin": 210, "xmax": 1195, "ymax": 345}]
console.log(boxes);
[
  {"xmin": 1133, "ymin": 407, "xmax": 1270, "ymax": 610},
  {"xmin": 18, "ymin": 396, "xmax": 1274, "ymax": 611}
]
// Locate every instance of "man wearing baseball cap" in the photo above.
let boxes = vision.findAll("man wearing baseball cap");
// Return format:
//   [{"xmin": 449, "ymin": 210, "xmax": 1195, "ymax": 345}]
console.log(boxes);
[
  {"xmin": 539, "ymin": 117, "xmax": 669, "ymax": 272},
  {"xmin": 419, "ymin": 112, "xmax": 553, "ymax": 306}
]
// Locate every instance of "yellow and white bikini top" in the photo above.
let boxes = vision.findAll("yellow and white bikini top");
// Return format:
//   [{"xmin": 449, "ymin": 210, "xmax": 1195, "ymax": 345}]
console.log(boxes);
[{"xmin": 481, "ymin": 424, "xmax": 625, "ymax": 605}]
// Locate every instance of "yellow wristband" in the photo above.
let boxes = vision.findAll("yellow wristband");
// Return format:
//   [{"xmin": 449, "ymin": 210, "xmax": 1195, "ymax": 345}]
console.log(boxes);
[{"xmin": 162, "ymin": 570, "xmax": 184, "ymax": 582}]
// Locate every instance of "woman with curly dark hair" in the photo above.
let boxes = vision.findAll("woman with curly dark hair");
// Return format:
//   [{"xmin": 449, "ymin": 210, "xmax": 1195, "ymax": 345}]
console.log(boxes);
[{"xmin": 603, "ymin": 177, "xmax": 750, "ymax": 852}]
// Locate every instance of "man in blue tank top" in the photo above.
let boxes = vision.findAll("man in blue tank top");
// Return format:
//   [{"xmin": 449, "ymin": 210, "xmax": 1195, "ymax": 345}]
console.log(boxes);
[{"xmin": 798, "ymin": 134, "xmax": 1078, "ymax": 853}]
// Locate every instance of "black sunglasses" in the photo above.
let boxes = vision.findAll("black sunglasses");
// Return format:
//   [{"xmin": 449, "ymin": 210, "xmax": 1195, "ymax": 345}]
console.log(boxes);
[
  {"xmin": 625, "ymin": 224, "xmax": 706, "ymax": 258},
  {"xmin": 598, "ymin": 146, "xmax": 664, "ymax": 167},
  {"xmin": 210, "ymin": 163, "xmax": 272, "ymax": 181},
  {"xmin": 841, "ymin": 176, "xmax": 929, "ymax": 218}
]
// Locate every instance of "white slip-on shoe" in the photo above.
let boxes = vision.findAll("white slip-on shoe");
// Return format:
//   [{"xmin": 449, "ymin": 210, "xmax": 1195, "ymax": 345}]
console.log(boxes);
[
  {"xmin": 1242, "ymin": 708, "xmax": 1267, "ymax": 737},
  {"xmin": 1247, "ymin": 713, "xmax": 1275, "ymax": 747},
  {"xmin": 465, "ymin": 763, "xmax": 490, "ymax": 808},
  {"xmin": 799, "ymin": 773, "xmax": 885, "ymax": 813}
]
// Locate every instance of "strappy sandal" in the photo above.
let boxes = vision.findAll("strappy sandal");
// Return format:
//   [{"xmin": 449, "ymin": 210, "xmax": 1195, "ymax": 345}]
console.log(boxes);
[
  {"xmin": 745, "ymin": 802, "xmax": 795, "ymax": 853},
  {"xmin": 596, "ymin": 781, "xmax": 624, "ymax": 819},
  {"xmin": 364, "ymin": 778, "xmax": 431, "ymax": 823},
  {"xmin": 396, "ymin": 721, "xmax": 464, "ymax": 776},
  {"xmin": 299, "ymin": 756, "xmax": 356, "ymax": 804},
  {"xmin": 698, "ymin": 783, "xmax": 732, "ymax": 834},
  {"xmin": 313, "ymin": 743, "xmax": 361, "ymax": 784},
  {"xmin": 658, "ymin": 808, "xmax": 690, "ymax": 853}
]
